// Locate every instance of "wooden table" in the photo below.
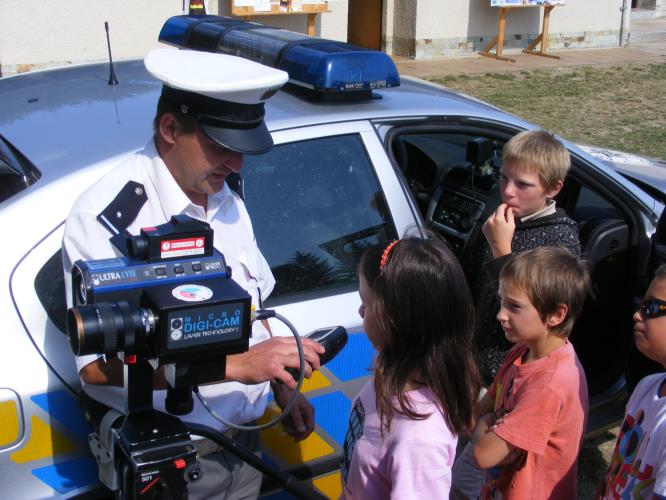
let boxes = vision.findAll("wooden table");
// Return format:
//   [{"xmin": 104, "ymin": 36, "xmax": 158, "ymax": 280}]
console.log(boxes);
[
  {"xmin": 231, "ymin": 2, "xmax": 329, "ymax": 37},
  {"xmin": 480, "ymin": 4, "xmax": 560, "ymax": 63}
]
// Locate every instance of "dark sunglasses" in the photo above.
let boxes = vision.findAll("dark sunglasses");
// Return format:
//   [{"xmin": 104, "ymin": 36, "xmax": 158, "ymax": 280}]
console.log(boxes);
[{"xmin": 639, "ymin": 298, "xmax": 666, "ymax": 319}]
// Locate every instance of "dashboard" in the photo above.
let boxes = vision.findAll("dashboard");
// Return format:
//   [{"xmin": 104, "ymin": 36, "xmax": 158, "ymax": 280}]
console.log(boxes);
[{"xmin": 393, "ymin": 133, "xmax": 503, "ymax": 254}]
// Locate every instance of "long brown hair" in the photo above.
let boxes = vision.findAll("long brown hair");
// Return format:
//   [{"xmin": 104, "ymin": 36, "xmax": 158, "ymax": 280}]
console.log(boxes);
[{"xmin": 359, "ymin": 235, "xmax": 480, "ymax": 435}]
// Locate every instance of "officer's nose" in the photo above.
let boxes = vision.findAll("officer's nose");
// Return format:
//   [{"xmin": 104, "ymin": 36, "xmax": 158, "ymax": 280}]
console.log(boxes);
[{"xmin": 217, "ymin": 148, "xmax": 243, "ymax": 173}]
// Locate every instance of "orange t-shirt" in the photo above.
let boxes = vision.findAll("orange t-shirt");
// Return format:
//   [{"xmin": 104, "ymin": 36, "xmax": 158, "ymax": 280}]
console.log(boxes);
[{"xmin": 481, "ymin": 341, "xmax": 589, "ymax": 499}]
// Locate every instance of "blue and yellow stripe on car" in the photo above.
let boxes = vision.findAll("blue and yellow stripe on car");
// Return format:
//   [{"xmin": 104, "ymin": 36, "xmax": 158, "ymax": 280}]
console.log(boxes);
[
  {"xmin": 259, "ymin": 331, "xmax": 375, "ymax": 498},
  {"xmin": 0, "ymin": 389, "xmax": 23, "ymax": 450},
  {"xmin": 3, "ymin": 389, "xmax": 98, "ymax": 495},
  {"xmin": 1, "ymin": 332, "xmax": 373, "ymax": 498}
]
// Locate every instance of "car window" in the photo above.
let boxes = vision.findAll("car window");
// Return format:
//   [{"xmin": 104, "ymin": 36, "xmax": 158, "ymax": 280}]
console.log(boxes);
[
  {"xmin": 243, "ymin": 134, "xmax": 397, "ymax": 305},
  {"xmin": 35, "ymin": 134, "xmax": 397, "ymax": 327},
  {"xmin": 0, "ymin": 134, "xmax": 41, "ymax": 203},
  {"xmin": 572, "ymin": 185, "xmax": 623, "ymax": 221}
]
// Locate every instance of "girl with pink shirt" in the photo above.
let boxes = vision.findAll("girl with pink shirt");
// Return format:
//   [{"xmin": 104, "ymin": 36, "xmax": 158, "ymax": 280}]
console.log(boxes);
[{"xmin": 340, "ymin": 235, "xmax": 481, "ymax": 499}]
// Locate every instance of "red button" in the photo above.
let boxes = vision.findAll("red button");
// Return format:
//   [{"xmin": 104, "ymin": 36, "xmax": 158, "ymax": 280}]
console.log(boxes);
[
  {"xmin": 125, "ymin": 355, "xmax": 137, "ymax": 365},
  {"xmin": 174, "ymin": 458, "xmax": 186, "ymax": 469}
]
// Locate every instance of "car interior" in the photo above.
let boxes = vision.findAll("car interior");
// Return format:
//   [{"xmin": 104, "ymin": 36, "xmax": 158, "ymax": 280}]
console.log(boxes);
[{"xmin": 386, "ymin": 125, "xmax": 651, "ymax": 412}]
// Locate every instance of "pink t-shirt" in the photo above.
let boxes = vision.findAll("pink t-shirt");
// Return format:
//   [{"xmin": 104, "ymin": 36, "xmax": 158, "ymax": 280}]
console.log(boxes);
[
  {"xmin": 482, "ymin": 341, "xmax": 589, "ymax": 499},
  {"xmin": 340, "ymin": 380, "xmax": 457, "ymax": 499}
]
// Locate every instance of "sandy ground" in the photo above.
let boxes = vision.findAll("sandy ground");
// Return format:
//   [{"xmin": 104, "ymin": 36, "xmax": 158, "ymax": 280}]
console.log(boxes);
[{"xmin": 577, "ymin": 426, "xmax": 620, "ymax": 498}]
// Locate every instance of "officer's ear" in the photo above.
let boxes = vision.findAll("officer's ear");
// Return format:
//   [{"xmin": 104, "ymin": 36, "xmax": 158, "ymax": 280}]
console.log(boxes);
[{"xmin": 157, "ymin": 112, "xmax": 179, "ymax": 146}]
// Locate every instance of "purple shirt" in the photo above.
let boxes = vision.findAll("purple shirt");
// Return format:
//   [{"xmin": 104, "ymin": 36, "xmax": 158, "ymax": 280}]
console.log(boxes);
[{"xmin": 341, "ymin": 380, "xmax": 457, "ymax": 499}]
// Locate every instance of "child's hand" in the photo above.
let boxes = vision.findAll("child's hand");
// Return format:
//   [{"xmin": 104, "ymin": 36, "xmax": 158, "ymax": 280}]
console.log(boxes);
[
  {"xmin": 272, "ymin": 382, "xmax": 316, "ymax": 442},
  {"xmin": 482, "ymin": 203, "xmax": 516, "ymax": 258},
  {"xmin": 472, "ymin": 413, "xmax": 494, "ymax": 444}
]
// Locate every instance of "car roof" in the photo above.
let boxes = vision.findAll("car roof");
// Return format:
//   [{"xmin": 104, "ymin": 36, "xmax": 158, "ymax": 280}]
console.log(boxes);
[{"xmin": 0, "ymin": 59, "xmax": 518, "ymax": 188}]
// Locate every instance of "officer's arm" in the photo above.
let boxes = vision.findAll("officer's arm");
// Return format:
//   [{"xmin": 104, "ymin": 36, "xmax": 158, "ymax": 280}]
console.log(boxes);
[
  {"xmin": 80, "ymin": 358, "xmax": 124, "ymax": 386},
  {"xmin": 80, "ymin": 358, "xmax": 168, "ymax": 389},
  {"xmin": 225, "ymin": 337, "xmax": 324, "ymax": 388}
]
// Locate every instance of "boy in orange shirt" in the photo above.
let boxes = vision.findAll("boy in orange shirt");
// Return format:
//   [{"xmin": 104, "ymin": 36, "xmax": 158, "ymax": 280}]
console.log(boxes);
[{"xmin": 471, "ymin": 247, "xmax": 590, "ymax": 499}]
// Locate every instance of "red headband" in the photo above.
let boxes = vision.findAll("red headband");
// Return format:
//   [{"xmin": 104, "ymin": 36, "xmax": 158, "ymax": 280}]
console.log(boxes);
[{"xmin": 380, "ymin": 240, "xmax": 399, "ymax": 270}]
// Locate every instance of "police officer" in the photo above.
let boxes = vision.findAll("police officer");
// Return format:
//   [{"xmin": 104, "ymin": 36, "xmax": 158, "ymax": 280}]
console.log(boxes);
[{"xmin": 62, "ymin": 48, "xmax": 324, "ymax": 499}]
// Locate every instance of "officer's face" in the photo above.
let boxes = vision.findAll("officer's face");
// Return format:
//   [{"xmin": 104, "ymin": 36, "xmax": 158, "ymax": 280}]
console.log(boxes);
[{"xmin": 170, "ymin": 124, "xmax": 244, "ymax": 199}]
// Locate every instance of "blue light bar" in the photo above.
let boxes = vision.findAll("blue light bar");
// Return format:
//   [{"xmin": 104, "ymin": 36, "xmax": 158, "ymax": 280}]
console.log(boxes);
[{"xmin": 158, "ymin": 15, "xmax": 400, "ymax": 99}]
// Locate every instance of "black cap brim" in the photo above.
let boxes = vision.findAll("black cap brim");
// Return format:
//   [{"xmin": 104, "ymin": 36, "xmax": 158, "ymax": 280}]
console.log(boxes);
[{"xmin": 200, "ymin": 120, "xmax": 273, "ymax": 155}]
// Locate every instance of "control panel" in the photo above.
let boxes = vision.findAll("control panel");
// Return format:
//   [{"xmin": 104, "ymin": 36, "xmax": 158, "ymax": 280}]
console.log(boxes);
[{"xmin": 427, "ymin": 187, "xmax": 485, "ymax": 253}]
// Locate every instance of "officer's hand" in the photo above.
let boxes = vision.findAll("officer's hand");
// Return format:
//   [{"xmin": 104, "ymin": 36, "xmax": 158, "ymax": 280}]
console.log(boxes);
[
  {"xmin": 272, "ymin": 382, "xmax": 315, "ymax": 442},
  {"xmin": 482, "ymin": 203, "xmax": 516, "ymax": 258},
  {"xmin": 225, "ymin": 337, "xmax": 324, "ymax": 389}
]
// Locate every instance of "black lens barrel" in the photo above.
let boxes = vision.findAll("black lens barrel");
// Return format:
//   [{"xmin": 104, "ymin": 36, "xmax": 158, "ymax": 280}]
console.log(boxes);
[{"xmin": 66, "ymin": 301, "xmax": 147, "ymax": 357}]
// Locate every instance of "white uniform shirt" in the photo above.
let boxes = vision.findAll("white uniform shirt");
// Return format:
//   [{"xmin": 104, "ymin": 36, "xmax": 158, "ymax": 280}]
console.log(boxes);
[{"xmin": 62, "ymin": 138, "xmax": 276, "ymax": 431}]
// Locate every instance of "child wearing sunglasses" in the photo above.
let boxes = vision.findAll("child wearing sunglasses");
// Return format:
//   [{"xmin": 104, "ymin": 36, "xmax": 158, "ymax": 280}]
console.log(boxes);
[{"xmin": 596, "ymin": 265, "xmax": 666, "ymax": 499}]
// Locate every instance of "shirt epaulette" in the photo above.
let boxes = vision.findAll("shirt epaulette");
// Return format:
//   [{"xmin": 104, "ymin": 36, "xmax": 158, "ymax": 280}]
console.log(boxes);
[{"xmin": 96, "ymin": 181, "xmax": 148, "ymax": 235}]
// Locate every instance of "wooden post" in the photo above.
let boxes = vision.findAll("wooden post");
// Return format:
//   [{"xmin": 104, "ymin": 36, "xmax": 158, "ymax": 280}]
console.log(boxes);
[
  {"xmin": 479, "ymin": 7, "xmax": 516, "ymax": 62},
  {"xmin": 306, "ymin": 13, "xmax": 316, "ymax": 36},
  {"xmin": 480, "ymin": 4, "xmax": 561, "ymax": 63},
  {"xmin": 496, "ymin": 8, "xmax": 508, "ymax": 59},
  {"xmin": 522, "ymin": 5, "xmax": 560, "ymax": 59}
]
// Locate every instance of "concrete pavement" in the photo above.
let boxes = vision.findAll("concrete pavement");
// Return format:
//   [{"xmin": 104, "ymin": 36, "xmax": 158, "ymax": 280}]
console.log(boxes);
[{"xmin": 395, "ymin": 18, "xmax": 666, "ymax": 80}]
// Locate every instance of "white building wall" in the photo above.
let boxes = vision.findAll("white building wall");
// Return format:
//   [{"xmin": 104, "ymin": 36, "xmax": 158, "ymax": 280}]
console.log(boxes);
[
  {"xmin": 0, "ymin": 0, "xmax": 347, "ymax": 76},
  {"xmin": 657, "ymin": 0, "xmax": 666, "ymax": 17},
  {"xmin": 0, "ymin": 0, "xmax": 183, "ymax": 75},
  {"xmin": 320, "ymin": 1, "xmax": 349, "ymax": 41}
]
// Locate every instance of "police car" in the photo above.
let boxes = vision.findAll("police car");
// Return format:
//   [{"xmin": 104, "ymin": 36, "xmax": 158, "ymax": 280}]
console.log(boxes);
[{"xmin": 1, "ymin": 14, "xmax": 665, "ymax": 499}]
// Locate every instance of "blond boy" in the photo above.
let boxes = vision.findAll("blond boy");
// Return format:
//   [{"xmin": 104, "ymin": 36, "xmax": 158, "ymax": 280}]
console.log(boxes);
[{"xmin": 474, "ymin": 129, "xmax": 580, "ymax": 385}]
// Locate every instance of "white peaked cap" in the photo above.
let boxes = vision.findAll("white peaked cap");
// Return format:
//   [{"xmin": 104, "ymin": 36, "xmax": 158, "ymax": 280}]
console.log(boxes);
[
  {"xmin": 144, "ymin": 48, "xmax": 289, "ymax": 154},
  {"xmin": 145, "ymin": 48, "xmax": 288, "ymax": 104}
]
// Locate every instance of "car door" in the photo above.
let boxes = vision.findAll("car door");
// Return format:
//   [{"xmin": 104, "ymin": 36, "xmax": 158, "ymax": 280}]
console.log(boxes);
[{"xmin": 241, "ymin": 120, "xmax": 420, "ymax": 494}]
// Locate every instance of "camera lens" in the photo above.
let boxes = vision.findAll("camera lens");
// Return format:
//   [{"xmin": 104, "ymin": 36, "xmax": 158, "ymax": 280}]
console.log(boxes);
[
  {"xmin": 67, "ymin": 301, "xmax": 151, "ymax": 357},
  {"xmin": 72, "ymin": 267, "xmax": 89, "ymax": 305}
]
